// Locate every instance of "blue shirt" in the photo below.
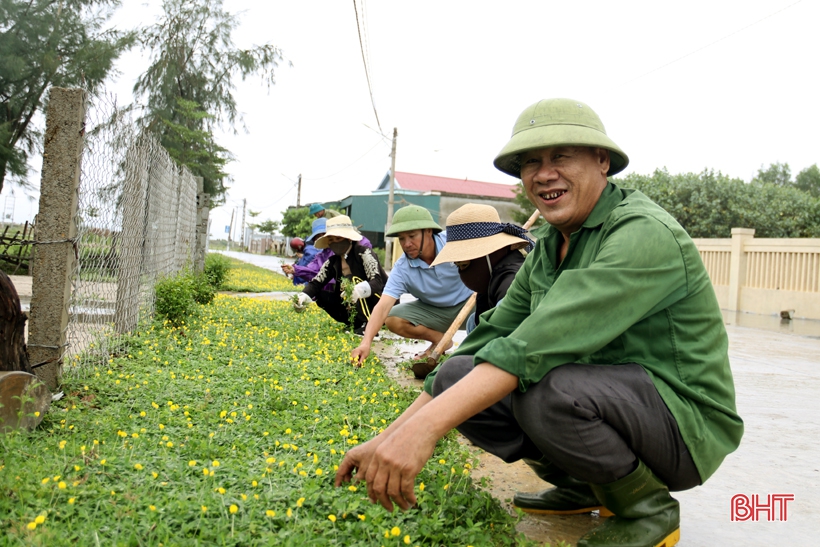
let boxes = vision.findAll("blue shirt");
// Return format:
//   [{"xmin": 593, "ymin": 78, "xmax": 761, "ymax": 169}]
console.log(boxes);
[{"xmin": 383, "ymin": 232, "xmax": 473, "ymax": 306}]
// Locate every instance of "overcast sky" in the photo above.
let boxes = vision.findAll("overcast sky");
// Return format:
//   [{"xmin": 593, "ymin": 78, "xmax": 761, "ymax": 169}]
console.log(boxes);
[{"xmin": 3, "ymin": 0, "xmax": 818, "ymax": 237}]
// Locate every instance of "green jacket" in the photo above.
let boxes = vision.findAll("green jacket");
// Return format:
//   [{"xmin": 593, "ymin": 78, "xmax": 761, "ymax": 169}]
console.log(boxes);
[{"xmin": 424, "ymin": 183, "xmax": 743, "ymax": 482}]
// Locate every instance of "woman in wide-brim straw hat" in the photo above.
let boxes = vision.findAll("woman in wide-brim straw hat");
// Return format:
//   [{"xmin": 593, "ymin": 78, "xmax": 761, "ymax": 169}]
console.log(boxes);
[
  {"xmin": 431, "ymin": 203, "xmax": 533, "ymax": 332},
  {"xmin": 293, "ymin": 215, "xmax": 387, "ymax": 334}
]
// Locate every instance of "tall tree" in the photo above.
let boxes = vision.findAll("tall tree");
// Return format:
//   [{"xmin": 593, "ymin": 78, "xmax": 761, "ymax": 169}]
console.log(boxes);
[
  {"xmin": 0, "ymin": 0, "xmax": 132, "ymax": 194},
  {"xmin": 280, "ymin": 206, "xmax": 312, "ymax": 238},
  {"xmin": 752, "ymin": 162, "xmax": 792, "ymax": 187},
  {"xmin": 134, "ymin": 0, "xmax": 285, "ymax": 204},
  {"xmin": 795, "ymin": 164, "xmax": 820, "ymax": 198}
]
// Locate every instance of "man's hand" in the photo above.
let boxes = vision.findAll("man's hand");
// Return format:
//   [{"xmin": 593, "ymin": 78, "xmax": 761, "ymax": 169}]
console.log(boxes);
[
  {"xmin": 363, "ymin": 420, "xmax": 438, "ymax": 512},
  {"xmin": 281, "ymin": 264, "xmax": 294, "ymax": 275},
  {"xmin": 350, "ymin": 281, "xmax": 371, "ymax": 303},
  {"xmin": 334, "ymin": 438, "xmax": 382, "ymax": 488},
  {"xmin": 293, "ymin": 292, "xmax": 312, "ymax": 311},
  {"xmin": 351, "ymin": 343, "xmax": 370, "ymax": 366}
]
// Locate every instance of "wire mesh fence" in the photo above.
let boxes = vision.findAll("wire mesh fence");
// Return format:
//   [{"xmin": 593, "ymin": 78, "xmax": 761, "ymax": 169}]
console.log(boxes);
[{"xmin": 63, "ymin": 94, "xmax": 198, "ymax": 372}]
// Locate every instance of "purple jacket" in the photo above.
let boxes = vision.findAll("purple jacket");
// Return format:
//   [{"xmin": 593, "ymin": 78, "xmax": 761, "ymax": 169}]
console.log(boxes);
[{"xmin": 292, "ymin": 236, "xmax": 372, "ymax": 287}]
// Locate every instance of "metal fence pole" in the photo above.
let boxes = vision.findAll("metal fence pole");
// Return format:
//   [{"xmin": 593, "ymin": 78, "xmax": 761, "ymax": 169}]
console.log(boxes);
[{"xmin": 27, "ymin": 88, "xmax": 87, "ymax": 390}]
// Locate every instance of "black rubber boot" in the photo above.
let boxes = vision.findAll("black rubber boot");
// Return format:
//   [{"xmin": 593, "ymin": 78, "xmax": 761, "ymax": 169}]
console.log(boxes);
[
  {"xmin": 578, "ymin": 460, "xmax": 680, "ymax": 547},
  {"xmin": 513, "ymin": 457, "xmax": 612, "ymax": 516}
]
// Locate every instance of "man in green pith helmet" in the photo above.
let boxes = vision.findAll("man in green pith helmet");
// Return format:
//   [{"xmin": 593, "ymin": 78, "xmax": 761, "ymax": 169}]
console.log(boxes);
[
  {"xmin": 351, "ymin": 205, "xmax": 473, "ymax": 368},
  {"xmin": 335, "ymin": 98, "xmax": 743, "ymax": 547}
]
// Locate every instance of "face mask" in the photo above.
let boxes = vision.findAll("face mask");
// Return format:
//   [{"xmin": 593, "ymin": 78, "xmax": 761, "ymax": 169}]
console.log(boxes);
[
  {"xmin": 458, "ymin": 255, "xmax": 493, "ymax": 293},
  {"xmin": 329, "ymin": 241, "xmax": 352, "ymax": 257}
]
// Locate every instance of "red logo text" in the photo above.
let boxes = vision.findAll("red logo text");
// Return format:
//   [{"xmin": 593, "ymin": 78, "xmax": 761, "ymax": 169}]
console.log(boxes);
[{"xmin": 731, "ymin": 494, "xmax": 794, "ymax": 521}]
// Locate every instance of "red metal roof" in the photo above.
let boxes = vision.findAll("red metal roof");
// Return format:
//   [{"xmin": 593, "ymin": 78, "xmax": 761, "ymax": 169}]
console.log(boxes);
[{"xmin": 393, "ymin": 171, "xmax": 517, "ymax": 200}]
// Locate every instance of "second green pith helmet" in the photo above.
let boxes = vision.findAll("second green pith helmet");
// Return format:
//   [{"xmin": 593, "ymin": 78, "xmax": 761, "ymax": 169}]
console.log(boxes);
[
  {"xmin": 385, "ymin": 205, "xmax": 443, "ymax": 237},
  {"xmin": 493, "ymin": 98, "xmax": 629, "ymax": 177}
]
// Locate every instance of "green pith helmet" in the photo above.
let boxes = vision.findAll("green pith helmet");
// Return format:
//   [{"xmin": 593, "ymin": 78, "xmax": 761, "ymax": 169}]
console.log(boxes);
[
  {"xmin": 385, "ymin": 205, "xmax": 442, "ymax": 236},
  {"xmin": 493, "ymin": 98, "xmax": 629, "ymax": 177}
]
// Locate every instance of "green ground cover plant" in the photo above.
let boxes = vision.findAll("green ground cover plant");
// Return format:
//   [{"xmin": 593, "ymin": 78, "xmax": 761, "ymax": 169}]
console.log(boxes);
[
  {"xmin": 0, "ymin": 295, "xmax": 535, "ymax": 546},
  {"xmin": 221, "ymin": 257, "xmax": 299, "ymax": 293}
]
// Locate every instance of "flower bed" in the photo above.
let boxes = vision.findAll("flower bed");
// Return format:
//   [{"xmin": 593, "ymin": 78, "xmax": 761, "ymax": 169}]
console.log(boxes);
[
  {"xmin": 1, "ymin": 295, "xmax": 534, "ymax": 546},
  {"xmin": 221, "ymin": 258, "xmax": 300, "ymax": 293}
]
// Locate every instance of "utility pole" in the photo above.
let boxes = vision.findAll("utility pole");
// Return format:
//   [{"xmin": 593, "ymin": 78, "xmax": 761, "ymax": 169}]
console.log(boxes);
[
  {"xmin": 296, "ymin": 174, "xmax": 302, "ymax": 207},
  {"xmin": 240, "ymin": 198, "xmax": 247, "ymax": 249},
  {"xmin": 384, "ymin": 127, "xmax": 398, "ymax": 269},
  {"xmin": 227, "ymin": 208, "xmax": 235, "ymax": 251}
]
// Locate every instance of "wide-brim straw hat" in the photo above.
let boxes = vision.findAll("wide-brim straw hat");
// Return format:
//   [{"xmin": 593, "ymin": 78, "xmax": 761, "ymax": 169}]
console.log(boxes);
[
  {"xmin": 314, "ymin": 215, "xmax": 363, "ymax": 249},
  {"xmin": 494, "ymin": 98, "xmax": 629, "ymax": 177},
  {"xmin": 431, "ymin": 204, "xmax": 532, "ymax": 266}
]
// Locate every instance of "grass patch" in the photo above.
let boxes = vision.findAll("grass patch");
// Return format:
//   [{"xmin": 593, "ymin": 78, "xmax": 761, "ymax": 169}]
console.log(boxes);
[
  {"xmin": 221, "ymin": 257, "xmax": 299, "ymax": 293},
  {"xmin": 0, "ymin": 295, "xmax": 534, "ymax": 546}
]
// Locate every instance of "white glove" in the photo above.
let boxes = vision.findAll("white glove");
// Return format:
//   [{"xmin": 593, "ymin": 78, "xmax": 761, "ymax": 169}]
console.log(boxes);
[
  {"xmin": 294, "ymin": 292, "xmax": 312, "ymax": 310},
  {"xmin": 350, "ymin": 281, "xmax": 372, "ymax": 303}
]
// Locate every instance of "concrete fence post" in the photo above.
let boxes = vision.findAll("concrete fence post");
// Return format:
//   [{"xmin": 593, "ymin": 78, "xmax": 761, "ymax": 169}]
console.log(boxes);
[
  {"xmin": 115, "ymin": 139, "xmax": 149, "ymax": 334},
  {"xmin": 27, "ymin": 87, "xmax": 87, "ymax": 390},
  {"xmin": 728, "ymin": 227, "xmax": 755, "ymax": 311},
  {"xmin": 194, "ymin": 177, "xmax": 210, "ymax": 273}
]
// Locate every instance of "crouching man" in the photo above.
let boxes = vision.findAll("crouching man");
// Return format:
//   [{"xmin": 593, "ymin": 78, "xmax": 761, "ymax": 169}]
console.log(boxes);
[{"xmin": 334, "ymin": 98, "xmax": 743, "ymax": 547}]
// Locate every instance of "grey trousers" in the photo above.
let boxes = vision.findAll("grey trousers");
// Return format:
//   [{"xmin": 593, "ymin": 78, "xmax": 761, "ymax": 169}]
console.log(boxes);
[{"xmin": 431, "ymin": 356, "xmax": 701, "ymax": 491}]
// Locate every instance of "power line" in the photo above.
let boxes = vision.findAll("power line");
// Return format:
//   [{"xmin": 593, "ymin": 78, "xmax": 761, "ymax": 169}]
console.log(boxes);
[
  {"xmin": 303, "ymin": 137, "xmax": 387, "ymax": 180},
  {"xmin": 353, "ymin": 0, "xmax": 382, "ymax": 134},
  {"xmin": 622, "ymin": 0, "xmax": 803, "ymax": 86}
]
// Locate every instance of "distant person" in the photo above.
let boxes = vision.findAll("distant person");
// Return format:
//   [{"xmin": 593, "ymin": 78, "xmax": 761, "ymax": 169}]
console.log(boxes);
[
  {"xmin": 351, "ymin": 205, "xmax": 473, "ymax": 367},
  {"xmin": 283, "ymin": 219, "xmax": 326, "ymax": 285},
  {"xmin": 309, "ymin": 203, "xmax": 341, "ymax": 219},
  {"xmin": 293, "ymin": 215, "xmax": 387, "ymax": 333}
]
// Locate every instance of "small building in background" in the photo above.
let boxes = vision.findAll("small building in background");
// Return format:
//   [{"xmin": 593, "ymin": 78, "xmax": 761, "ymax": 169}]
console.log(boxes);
[{"xmin": 338, "ymin": 171, "xmax": 519, "ymax": 248}]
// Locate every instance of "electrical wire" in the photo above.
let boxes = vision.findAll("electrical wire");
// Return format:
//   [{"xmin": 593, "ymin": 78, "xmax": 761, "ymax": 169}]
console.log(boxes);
[
  {"xmin": 353, "ymin": 0, "xmax": 382, "ymax": 134},
  {"xmin": 622, "ymin": 0, "xmax": 803, "ymax": 86},
  {"xmin": 303, "ymin": 137, "xmax": 387, "ymax": 181}
]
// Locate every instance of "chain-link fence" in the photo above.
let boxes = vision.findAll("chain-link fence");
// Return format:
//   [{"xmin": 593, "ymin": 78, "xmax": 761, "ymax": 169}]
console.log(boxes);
[{"xmin": 60, "ymin": 93, "xmax": 199, "ymax": 371}]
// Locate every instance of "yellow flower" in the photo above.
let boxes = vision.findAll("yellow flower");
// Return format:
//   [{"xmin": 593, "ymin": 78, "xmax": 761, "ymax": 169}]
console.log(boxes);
[
  {"xmin": 149, "ymin": 505, "xmax": 156, "ymax": 511},
  {"xmin": 152, "ymin": 472, "xmax": 159, "ymax": 479},
  {"xmin": 404, "ymin": 535, "xmax": 411, "ymax": 544},
  {"xmin": 240, "ymin": 494, "xmax": 247, "ymax": 501},
  {"xmin": 58, "ymin": 481, "xmax": 66, "ymax": 489},
  {"xmin": 166, "ymin": 442, "xmax": 173, "ymax": 448},
  {"xmin": 201, "ymin": 505, "xmax": 208, "ymax": 513},
  {"xmin": 203, "ymin": 468, "xmax": 210, "ymax": 476},
  {"xmin": 328, "ymin": 514, "xmax": 336, "ymax": 522},
  {"xmin": 35, "ymin": 515, "xmax": 46, "ymax": 525},
  {"xmin": 41, "ymin": 477, "xmax": 49, "ymax": 484},
  {"xmin": 357, "ymin": 514, "xmax": 366, "ymax": 521},
  {"xmin": 419, "ymin": 482, "xmax": 425, "ymax": 491},
  {"xmin": 391, "ymin": 526, "xmax": 401, "ymax": 537},
  {"xmin": 286, "ymin": 508, "xmax": 293, "ymax": 518},
  {"xmin": 266, "ymin": 510, "xmax": 276, "ymax": 517},
  {"xmin": 251, "ymin": 480, "xmax": 258, "ymax": 487},
  {"xmin": 212, "ymin": 460, "xmax": 220, "ymax": 467},
  {"xmin": 296, "ymin": 497, "xmax": 305, "ymax": 507},
  {"xmin": 218, "ymin": 487, "xmax": 226, "ymax": 494},
  {"xmin": 68, "ymin": 498, "xmax": 76, "ymax": 505},
  {"xmin": 315, "ymin": 469, "xmax": 323, "ymax": 475},
  {"xmin": 348, "ymin": 485, "xmax": 357, "ymax": 492},
  {"xmin": 134, "ymin": 464, "xmax": 144, "ymax": 470},
  {"xmin": 438, "ymin": 459, "xmax": 446, "ymax": 465},
  {"xmin": 26, "ymin": 522, "xmax": 37, "ymax": 531},
  {"xmin": 100, "ymin": 459, "xmax": 106, "ymax": 466},
  {"xmin": 188, "ymin": 460, "xmax": 197, "ymax": 467},
  {"xmin": 229, "ymin": 504, "xmax": 238, "ymax": 514}
]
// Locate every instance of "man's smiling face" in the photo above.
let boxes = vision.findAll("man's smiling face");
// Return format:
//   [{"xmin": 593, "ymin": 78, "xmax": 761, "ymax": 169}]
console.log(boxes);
[{"xmin": 520, "ymin": 146, "xmax": 610, "ymax": 237}]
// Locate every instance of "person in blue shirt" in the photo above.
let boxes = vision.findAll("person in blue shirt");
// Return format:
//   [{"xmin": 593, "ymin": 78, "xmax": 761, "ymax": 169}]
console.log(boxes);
[{"xmin": 351, "ymin": 205, "xmax": 473, "ymax": 370}]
